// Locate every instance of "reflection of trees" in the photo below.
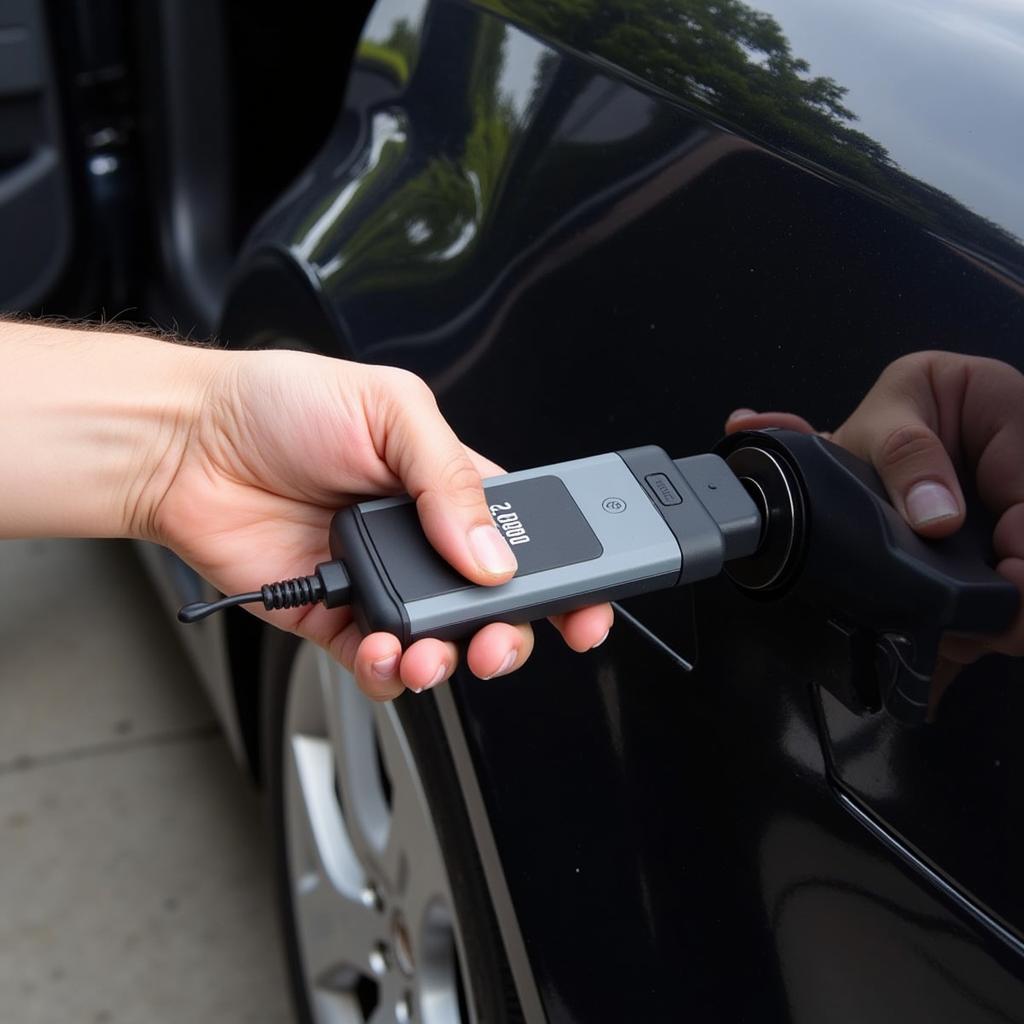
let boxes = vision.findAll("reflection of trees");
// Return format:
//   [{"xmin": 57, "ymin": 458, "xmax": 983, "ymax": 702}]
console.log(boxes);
[
  {"xmin": 319, "ymin": 18, "xmax": 517, "ymax": 292},
  {"xmin": 291, "ymin": 111, "xmax": 409, "ymax": 264},
  {"xmin": 308, "ymin": 0, "xmax": 1021, "ymax": 295},
  {"xmin": 480, "ymin": 0, "xmax": 1021, "ymax": 269},
  {"xmin": 486, "ymin": 0, "xmax": 889, "ymax": 166},
  {"xmin": 357, "ymin": 17, "xmax": 420, "ymax": 84}
]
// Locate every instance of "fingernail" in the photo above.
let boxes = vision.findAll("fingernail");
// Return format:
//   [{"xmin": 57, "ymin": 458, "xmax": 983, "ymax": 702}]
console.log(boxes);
[
  {"xmin": 371, "ymin": 654, "xmax": 399, "ymax": 679},
  {"xmin": 420, "ymin": 663, "xmax": 447, "ymax": 692},
  {"xmin": 485, "ymin": 650, "xmax": 517, "ymax": 680},
  {"xmin": 906, "ymin": 481, "xmax": 959, "ymax": 526},
  {"xmin": 592, "ymin": 629, "xmax": 610, "ymax": 649},
  {"xmin": 728, "ymin": 408, "xmax": 757, "ymax": 422},
  {"xmin": 469, "ymin": 524, "xmax": 518, "ymax": 576}
]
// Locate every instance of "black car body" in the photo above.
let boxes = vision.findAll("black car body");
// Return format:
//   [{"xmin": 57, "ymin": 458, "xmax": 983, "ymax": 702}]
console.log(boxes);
[{"xmin": 4, "ymin": 0, "xmax": 1023, "ymax": 1020}]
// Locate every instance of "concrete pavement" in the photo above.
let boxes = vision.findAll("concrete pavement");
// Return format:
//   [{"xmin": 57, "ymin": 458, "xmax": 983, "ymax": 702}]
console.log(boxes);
[{"xmin": 0, "ymin": 538, "xmax": 293, "ymax": 1023}]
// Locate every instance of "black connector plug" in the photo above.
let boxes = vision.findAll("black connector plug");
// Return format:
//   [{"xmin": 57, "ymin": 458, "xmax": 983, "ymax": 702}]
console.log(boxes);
[{"xmin": 177, "ymin": 560, "xmax": 352, "ymax": 624}]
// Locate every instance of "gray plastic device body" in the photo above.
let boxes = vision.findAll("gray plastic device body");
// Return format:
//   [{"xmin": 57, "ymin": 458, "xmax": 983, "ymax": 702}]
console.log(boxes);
[{"xmin": 329, "ymin": 445, "xmax": 761, "ymax": 646}]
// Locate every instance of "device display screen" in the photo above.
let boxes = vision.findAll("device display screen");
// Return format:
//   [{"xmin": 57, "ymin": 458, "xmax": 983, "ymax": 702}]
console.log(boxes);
[{"xmin": 364, "ymin": 476, "xmax": 603, "ymax": 602}]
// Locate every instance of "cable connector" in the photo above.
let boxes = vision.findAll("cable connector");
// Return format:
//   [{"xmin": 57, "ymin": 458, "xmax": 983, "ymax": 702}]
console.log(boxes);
[{"xmin": 177, "ymin": 560, "xmax": 352, "ymax": 624}]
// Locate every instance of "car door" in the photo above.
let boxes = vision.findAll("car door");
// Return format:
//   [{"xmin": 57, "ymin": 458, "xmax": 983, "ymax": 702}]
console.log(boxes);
[
  {"xmin": 223, "ymin": 0, "xmax": 1024, "ymax": 1019},
  {"xmin": 0, "ymin": 0, "xmax": 77, "ymax": 312}
]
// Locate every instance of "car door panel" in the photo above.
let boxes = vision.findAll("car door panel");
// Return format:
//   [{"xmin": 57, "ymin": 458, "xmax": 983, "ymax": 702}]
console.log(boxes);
[
  {"xmin": 448, "ymin": 587, "xmax": 1024, "ymax": 1022},
  {"xmin": 221, "ymin": 0, "xmax": 1024, "ymax": 1017}
]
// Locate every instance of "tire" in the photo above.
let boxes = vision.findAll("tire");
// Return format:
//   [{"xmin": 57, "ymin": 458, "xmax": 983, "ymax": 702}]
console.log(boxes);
[{"xmin": 262, "ymin": 630, "xmax": 521, "ymax": 1024}]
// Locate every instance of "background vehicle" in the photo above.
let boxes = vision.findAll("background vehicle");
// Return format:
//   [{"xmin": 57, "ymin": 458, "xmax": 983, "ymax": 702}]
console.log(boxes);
[{"xmin": 4, "ymin": 0, "xmax": 1024, "ymax": 1020}]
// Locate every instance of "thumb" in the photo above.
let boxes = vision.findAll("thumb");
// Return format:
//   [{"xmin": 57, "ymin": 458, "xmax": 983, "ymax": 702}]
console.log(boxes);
[
  {"xmin": 836, "ymin": 417, "xmax": 965, "ymax": 539},
  {"xmin": 377, "ymin": 371, "xmax": 517, "ymax": 585}
]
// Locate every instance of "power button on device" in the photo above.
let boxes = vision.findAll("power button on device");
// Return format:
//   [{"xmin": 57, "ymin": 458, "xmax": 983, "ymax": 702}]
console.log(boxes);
[
  {"xmin": 645, "ymin": 473, "xmax": 682, "ymax": 506},
  {"xmin": 602, "ymin": 497, "xmax": 627, "ymax": 514}
]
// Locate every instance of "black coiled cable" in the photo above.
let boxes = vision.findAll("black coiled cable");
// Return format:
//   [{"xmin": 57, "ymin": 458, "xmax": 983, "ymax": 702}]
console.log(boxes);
[
  {"xmin": 177, "ymin": 561, "xmax": 351, "ymax": 624},
  {"xmin": 260, "ymin": 574, "xmax": 324, "ymax": 610}
]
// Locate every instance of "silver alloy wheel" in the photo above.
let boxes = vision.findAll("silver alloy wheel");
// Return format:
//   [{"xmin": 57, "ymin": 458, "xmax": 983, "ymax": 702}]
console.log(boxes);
[{"xmin": 284, "ymin": 642, "xmax": 477, "ymax": 1024}]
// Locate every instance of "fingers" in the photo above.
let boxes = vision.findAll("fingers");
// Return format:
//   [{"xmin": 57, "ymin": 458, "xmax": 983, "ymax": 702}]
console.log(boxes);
[
  {"xmin": 837, "ymin": 414, "xmax": 965, "ymax": 538},
  {"xmin": 938, "ymin": 633, "xmax": 986, "ymax": 665},
  {"xmin": 993, "ymin": 501, "xmax": 1024, "ymax": 565},
  {"xmin": 374, "ymin": 369, "xmax": 517, "ymax": 586},
  {"xmin": 549, "ymin": 603, "xmax": 614, "ymax": 652},
  {"xmin": 352, "ymin": 626, "xmax": 535, "ymax": 698},
  {"xmin": 993, "ymin": 557, "xmax": 1024, "ymax": 657},
  {"xmin": 725, "ymin": 408, "xmax": 820, "ymax": 435},
  {"xmin": 352, "ymin": 633, "xmax": 457, "ymax": 698},
  {"xmin": 344, "ymin": 610, "xmax": 612, "ymax": 700},
  {"xmin": 398, "ymin": 638, "xmax": 460, "ymax": 692},
  {"xmin": 825, "ymin": 356, "xmax": 968, "ymax": 539},
  {"xmin": 351, "ymin": 624, "xmax": 532, "ymax": 700},
  {"xmin": 352, "ymin": 631, "xmax": 406, "ymax": 701},
  {"xmin": 724, "ymin": 357, "xmax": 1024, "ymax": 663},
  {"xmin": 465, "ymin": 622, "xmax": 535, "ymax": 679},
  {"xmin": 726, "ymin": 393, "xmax": 966, "ymax": 538}
]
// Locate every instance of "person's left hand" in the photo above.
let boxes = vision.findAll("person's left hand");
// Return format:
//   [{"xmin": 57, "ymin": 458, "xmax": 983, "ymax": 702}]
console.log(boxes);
[
  {"xmin": 724, "ymin": 350, "xmax": 1024, "ymax": 671},
  {"xmin": 148, "ymin": 349, "xmax": 613, "ymax": 700}
]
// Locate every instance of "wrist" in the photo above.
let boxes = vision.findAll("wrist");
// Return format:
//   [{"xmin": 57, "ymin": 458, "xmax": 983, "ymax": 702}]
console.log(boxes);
[
  {"xmin": 123, "ymin": 337, "xmax": 230, "ymax": 543},
  {"xmin": 0, "ymin": 321, "xmax": 228, "ymax": 540}
]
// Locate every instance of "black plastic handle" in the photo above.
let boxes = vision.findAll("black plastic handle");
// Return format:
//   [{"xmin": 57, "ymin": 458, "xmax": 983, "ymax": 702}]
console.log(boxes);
[{"xmin": 716, "ymin": 429, "xmax": 1019, "ymax": 723}]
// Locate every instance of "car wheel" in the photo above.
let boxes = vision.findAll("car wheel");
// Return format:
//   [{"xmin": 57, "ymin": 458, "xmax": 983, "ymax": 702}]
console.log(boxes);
[{"xmin": 263, "ymin": 632, "xmax": 520, "ymax": 1024}]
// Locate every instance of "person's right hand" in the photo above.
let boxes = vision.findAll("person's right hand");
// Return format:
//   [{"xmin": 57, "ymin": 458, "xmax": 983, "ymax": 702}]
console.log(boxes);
[
  {"xmin": 725, "ymin": 350, "xmax": 1024, "ymax": 666},
  {"xmin": 150, "ymin": 350, "xmax": 613, "ymax": 701}
]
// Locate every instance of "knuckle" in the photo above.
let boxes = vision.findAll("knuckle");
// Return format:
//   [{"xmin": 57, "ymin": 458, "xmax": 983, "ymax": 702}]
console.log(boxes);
[
  {"xmin": 374, "ymin": 366, "xmax": 435, "ymax": 415},
  {"xmin": 390, "ymin": 366, "xmax": 434, "ymax": 402},
  {"xmin": 886, "ymin": 351, "xmax": 932, "ymax": 377},
  {"xmin": 876, "ymin": 422, "xmax": 941, "ymax": 471},
  {"xmin": 878, "ymin": 351, "xmax": 941, "ymax": 391},
  {"xmin": 328, "ymin": 629, "xmax": 360, "ymax": 673},
  {"xmin": 438, "ymin": 453, "xmax": 484, "ymax": 508}
]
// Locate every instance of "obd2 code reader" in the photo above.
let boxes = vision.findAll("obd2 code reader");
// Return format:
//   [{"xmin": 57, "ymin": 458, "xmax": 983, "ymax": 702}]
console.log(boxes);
[{"xmin": 179, "ymin": 430, "xmax": 1020, "ymax": 725}]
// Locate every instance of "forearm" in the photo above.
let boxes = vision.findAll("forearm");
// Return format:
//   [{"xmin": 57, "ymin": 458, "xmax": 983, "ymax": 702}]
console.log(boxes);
[{"xmin": 0, "ymin": 321, "xmax": 223, "ymax": 540}]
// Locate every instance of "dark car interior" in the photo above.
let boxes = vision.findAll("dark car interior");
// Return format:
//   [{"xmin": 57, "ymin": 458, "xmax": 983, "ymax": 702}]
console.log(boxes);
[{"xmin": 2, "ymin": 0, "xmax": 372, "ymax": 331}]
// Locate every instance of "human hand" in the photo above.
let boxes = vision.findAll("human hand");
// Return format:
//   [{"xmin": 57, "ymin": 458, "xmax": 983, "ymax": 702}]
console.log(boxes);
[
  {"xmin": 725, "ymin": 351, "xmax": 1024, "ymax": 665},
  {"xmin": 152, "ymin": 349, "xmax": 613, "ymax": 700}
]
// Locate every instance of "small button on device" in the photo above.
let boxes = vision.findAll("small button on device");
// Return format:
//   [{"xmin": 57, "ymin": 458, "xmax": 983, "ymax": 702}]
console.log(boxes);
[
  {"xmin": 602, "ymin": 497, "xmax": 627, "ymax": 514},
  {"xmin": 645, "ymin": 473, "xmax": 682, "ymax": 506}
]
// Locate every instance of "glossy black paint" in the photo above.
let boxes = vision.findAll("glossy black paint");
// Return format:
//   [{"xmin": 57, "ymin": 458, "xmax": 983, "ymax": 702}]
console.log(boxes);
[
  {"xmin": 223, "ymin": 0, "xmax": 1024, "ymax": 1018},
  {"xmin": 481, "ymin": 0, "xmax": 1024, "ymax": 277},
  {"xmin": 717, "ymin": 428, "xmax": 1019, "ymax": 723},
  {"xmin": 452, "ymin": 593, "xmax": 1024, "ymax": 1021}
]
